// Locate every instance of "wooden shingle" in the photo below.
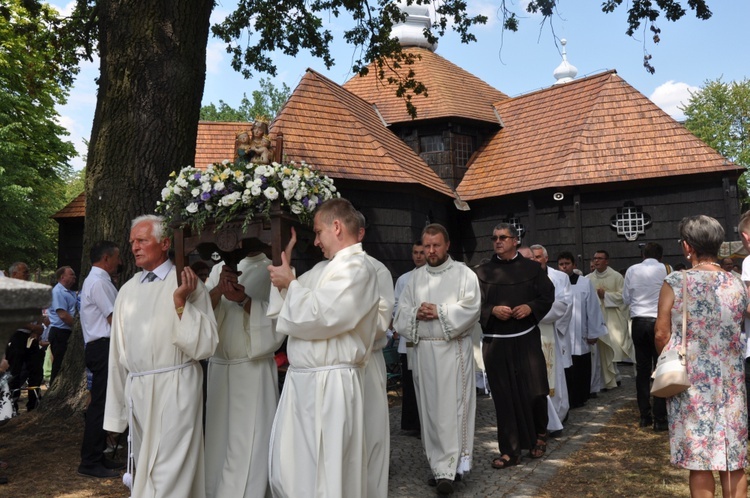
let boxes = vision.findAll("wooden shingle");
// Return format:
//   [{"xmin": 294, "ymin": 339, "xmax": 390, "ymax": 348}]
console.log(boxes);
[
  {"xmin": 343, "ymin": 47, "xmax": 507, "ymax": 125},
  {"xmin": 457, "ymin": 71, "xmax": 740, "ymax": 201},
  {"xmin": 271, "ymin": 69, "xmax": 454, "ymax": 197}
]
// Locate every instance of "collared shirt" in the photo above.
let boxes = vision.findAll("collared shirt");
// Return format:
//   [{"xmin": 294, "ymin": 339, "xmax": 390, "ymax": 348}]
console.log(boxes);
[
  {"xmin": 80, "ymin": 266, "xmax": 118, "ymax": 343},
  {"xmin": 622, "ymin": 258, "xmax": 667, "ymax": 318},
  {"xmin": 48, "ymin": 282, "xmax": 78, "ymax": 330},
  {"xmin": 139, "ymin": 259, "xmax": 175, "ymax": 283}
]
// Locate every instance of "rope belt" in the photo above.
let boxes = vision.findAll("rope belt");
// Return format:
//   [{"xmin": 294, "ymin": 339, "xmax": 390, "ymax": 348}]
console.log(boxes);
[
  {"xmin": 288, "ymin": 363, "xmax": 359, "ymax": 373},
  {"xmin": 483, "ymin": 326, "xmax": 535, "ymax": 339},
  {"xmin": 123, "ymin": 360, "xmax": 197, "ymax": 495},
  {"xmin": 209, "ymin": 354, "xmax": 274, "ymax": 366}
]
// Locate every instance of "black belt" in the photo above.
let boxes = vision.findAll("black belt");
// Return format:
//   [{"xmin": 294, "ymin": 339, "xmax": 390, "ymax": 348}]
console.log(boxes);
[
  {"xmin": 631, "ymin": 316, "xmax": 656, "ymax": 322},
  {"xmin": 88, "ymin": 337, "xmax": 110, "ymax": 344}
]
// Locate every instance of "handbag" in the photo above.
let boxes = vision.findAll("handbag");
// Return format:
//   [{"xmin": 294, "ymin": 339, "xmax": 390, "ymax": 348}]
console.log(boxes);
[{"xmin": 651, "ymin": 271, "xmax": 691, "ymax": 398}]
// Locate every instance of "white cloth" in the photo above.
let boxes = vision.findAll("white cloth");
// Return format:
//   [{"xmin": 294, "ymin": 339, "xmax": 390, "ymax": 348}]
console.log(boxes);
[
  {"xmin": 204, "ymin": 255, "xmax": 284, "ymax": 498},
  {"xmin": 267, "ymin": 242, "xmax": 379, "ymax": 498},
  {"xmin": 393, "ymin": 257, "xmax": 479, "ymax": 479},
  {"xmin": 539, "ymin": 266, "xmax": 572, "ymax": 428},
  {"xmin": 393, "ymin": 269, "xmax": 415, "ymax": 355},
  {"xmin": 567, "ymin": 275, "xmax": 609, "ymax": 356},
  {"xmin": 741, "ymin": 257, "xmax": 750, "ymax": 358},
  {"xmin": 590, "ymin": 267, "xmax": 633, "ymax": 362},
  {"xmin": 104, "ymin": 263, "xmax": 218, "ymax": 498},
  {"xmin": 363, "ymin": 254, "xmax": 395, "ymax": 498},
  {"xmin": 622, "ymin": 258, "xmax": 667, "ymax": 318},
  {"xmin": 79, "ymin": 266, "xmax": 118, "ymax": 343}
]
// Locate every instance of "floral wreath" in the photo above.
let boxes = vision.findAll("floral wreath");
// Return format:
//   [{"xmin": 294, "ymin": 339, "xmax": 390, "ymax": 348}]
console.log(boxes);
[{"xmin": 157, "ymin": 159, "xmax": 339, "ymax": 232}]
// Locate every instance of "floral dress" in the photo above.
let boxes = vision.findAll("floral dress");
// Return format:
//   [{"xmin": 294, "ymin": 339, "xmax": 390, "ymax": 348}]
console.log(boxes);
[{"xmin": 664, "ymin": 270, "xmax": 748, "ymax": 471}]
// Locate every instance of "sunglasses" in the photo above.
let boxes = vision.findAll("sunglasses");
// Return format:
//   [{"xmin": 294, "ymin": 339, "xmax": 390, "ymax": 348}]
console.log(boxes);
[{"xmin": 490, "ymin": 235, "xmax": 515, "ymax": 241}]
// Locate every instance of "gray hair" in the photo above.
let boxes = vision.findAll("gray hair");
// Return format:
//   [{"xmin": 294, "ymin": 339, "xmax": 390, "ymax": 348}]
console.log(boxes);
[
  {"xmin": 131, "ymin": 214, "xmax": 167, "ymax": 241},
  {"xmin": 8, "ymin": 261, "xmax": 28, "ymax": 277},
  {"xmin": 529, "ymin": 244, "xmax": 548, "ymax": 258},
  {"xmin": 738, "ymin": 210, "xmax": 750, "ymax": 236},
  {"xmin": 679, "ymin": 215, "xmax": 725, "ymax": 259},
  {"xmin": 493, "ymin": 223, "xmax": 518, "ymax": 238}
]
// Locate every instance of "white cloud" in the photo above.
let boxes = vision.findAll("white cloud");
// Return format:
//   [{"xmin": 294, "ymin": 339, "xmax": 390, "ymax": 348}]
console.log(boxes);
[
  {"xmin": 206, "ymin": 40, "xmax": 225, "ymax": 74},
  {"xmin": 649, "ymin": 80, "xmax": 699, "ymax": 121}
]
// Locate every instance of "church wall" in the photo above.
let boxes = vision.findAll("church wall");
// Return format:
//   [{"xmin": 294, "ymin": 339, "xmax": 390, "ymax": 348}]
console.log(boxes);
[{"xmin": 461, "ymin": 174, "xmax": 739, "ymax": 274}]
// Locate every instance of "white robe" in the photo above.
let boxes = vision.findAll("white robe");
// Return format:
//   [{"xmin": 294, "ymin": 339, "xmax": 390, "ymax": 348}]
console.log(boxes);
[
  {"xmin": 539, "ymin": 266, "xmax": 572, "ymax": 429},
  {"xmin": 363, "ymin": 255, "xmax": 395, "ymax": 498},
  {"xmin": 267, "ymin": 243, "xmax": 379, "ymax": 498},
  {"xmin": 204, "ymin": 255, "xmax": 285, "ymax": 498},
  {"xmin": 590, "ymin": 267, "xmax": 632, "ymax": 389},
  {"xmin": 104, "ymin": 267, "xmax": 218, "ymax": 498},
  {"xmin": 393, "ymin": 257, "xmax": 480, "ymax": 479}
]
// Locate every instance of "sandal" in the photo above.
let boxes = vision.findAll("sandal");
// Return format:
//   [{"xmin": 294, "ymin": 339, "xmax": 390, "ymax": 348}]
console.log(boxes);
[
  {"xmin": 529, "ymin": 433, "xmax": 547, "ymax": 459},
  {"xmin": 491, "ymin": 454, "xmax": 520, "ymax": 469}
]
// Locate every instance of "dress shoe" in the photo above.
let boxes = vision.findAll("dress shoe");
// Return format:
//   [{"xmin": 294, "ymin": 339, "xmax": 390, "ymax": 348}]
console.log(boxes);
[
  {"xmin": 639, "ymin": 416, "xmax": 653, "ymax": 428},
  {"xmin": 436, "ymin": 478, "xmax": 454, "ymax": 495},
  {"xmin": 102, "ymin": 458, "xmax": 125, "ymax": 470},
  {"xmin": 77, "ymin": 464, "xmax": 119, "ymax": 478},
  {"xmin": 0, "ymin": 476, "xmax": 7, "ymax": 485},
  {"xmin": 653, "ymin": 420, "xmax": 669, "ymax": 432},
  {"xmin": 427, "ymin": 476, "xmax": 437, "ymax": 487}
]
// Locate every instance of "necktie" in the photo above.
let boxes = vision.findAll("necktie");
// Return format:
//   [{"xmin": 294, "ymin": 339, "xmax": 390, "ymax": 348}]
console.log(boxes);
[{"xmin": 145, "ymin": 272, "xmax": 157, "ymax": 282}]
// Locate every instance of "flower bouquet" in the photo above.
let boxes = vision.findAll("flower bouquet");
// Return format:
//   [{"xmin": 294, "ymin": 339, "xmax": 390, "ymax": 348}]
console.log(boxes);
[
  {"xmin": 158, "ymin": 159, "xmax": 338, "ymax": 279},
  {"xmin": 157, "ymin": 159, "xmax": 338, "ymax": 233}
]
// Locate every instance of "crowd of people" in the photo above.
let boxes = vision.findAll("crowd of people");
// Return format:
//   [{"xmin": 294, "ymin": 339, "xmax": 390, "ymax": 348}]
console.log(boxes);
[{"xmin": 2, "ymin": 204, "xmax": 749, "ymax": 497}]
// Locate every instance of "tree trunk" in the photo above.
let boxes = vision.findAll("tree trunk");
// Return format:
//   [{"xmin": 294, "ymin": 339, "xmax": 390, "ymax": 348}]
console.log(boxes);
[{"xmin": 42, "ymin": 0, "xmax": 214, "ymax": 418}]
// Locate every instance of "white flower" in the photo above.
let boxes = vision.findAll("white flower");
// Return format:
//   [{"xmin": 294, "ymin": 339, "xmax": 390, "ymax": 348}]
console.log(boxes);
[
  {"xmin": 205, "ymin": 204, "xmax": 213, "ymax": 212},
  {"xmin": 222, "ymin": 159, "xmax": 230, "ymax": 165},
  {"xmin": 251, "ymin": 185, "xmax": 261, "ymax": 196},
  {"xmin": 219, "ymin": 192, "xmax": 242, "ymax": 207},
  {"xmin": 191, "ymin": 188, "xmax": 200, "ymax": 197},
  {"xmin": 176, "ymin": 177, "xmax": 189, "ymax": 188},
  {"xmin": 291, "ymin": 203, "xmax": 303, "ymax": 214},
  {"xmin": 253, "ymin": 178, "xmax": 262, "ymax": 187},
  {"xmin": 161, "ymin": 187, "xmax": 171, "ymax": 200},
  {"xmin": 172, "ymin": 185, "xmax": 182, "ymax": 196},
  {"xmin": 214, "ymin": 181, "xmax": 225, "ymax": 191},
  {"xmin": 264, "ymin": 187, "xmax": 279, "ymax": 200},
  {"xmin": 186, "ymin": 202, "xmax": 199, "ymax": 214},
  {"xmin": 201, "ymin": 182, "xmax": 212, "ymax": 193}
]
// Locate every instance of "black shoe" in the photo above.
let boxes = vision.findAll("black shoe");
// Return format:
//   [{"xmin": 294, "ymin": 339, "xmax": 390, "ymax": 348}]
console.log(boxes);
[
  {"xmin": 0, "ymin": 476, "xmax": 7, "ymax": 485},
  {"xmin": 548, "ymin": 429, "xmax": 563, "ymax": 439},
  {"xmin": 77, "ymin": 464, "xmax": 119, "ymax": 478},
  {"xmin": 653, "ymin": 420, "xmax": 669, "ymax": 432},
  {"xmin": 436, "ymin": 478, "xmax": 454, "ymax": 495},
  {"xmin": 639, "ymin": 416, "xmax": 653, "ymax": 428},
  {"xmin": 427, "ymin": 477, "xmax": 437, "ymax": 487},
  {"xmin": 101, "ymin": 459, "xmax": 125, "ymax": 470}
]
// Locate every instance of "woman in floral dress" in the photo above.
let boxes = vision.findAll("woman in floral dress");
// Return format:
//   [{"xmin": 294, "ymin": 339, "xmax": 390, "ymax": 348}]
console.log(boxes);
[{"xmin": 655, "ymin": 215, "xmax": 747, "ymax": 498}]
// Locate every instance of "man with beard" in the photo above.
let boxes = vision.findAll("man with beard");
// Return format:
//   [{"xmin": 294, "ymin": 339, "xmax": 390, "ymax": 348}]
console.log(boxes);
[
  {"xmin": 474, "ymin": 224, "xmax": 554, "ymax": 469},
  {"xmin": 394, "ymin": 223, "xmax": 480, "ymax": 495}
]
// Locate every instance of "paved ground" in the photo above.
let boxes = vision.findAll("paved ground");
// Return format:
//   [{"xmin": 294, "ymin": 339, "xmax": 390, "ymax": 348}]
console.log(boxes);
[{"xmin": 387, "ymin": 366, "xmax": 637, "ymax": 497}]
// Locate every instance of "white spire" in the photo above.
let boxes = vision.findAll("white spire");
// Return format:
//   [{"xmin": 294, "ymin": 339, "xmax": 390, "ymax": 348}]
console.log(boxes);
[
  {"xmin": 553, "ymin": 39, "xmax": 577, "ymax": 85},
  {"xmin": 391, "ymin": 2, "xmax": 438, "ymax": 52}
]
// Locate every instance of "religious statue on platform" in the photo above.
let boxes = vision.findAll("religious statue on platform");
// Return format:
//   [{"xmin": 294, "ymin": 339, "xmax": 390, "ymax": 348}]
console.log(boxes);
[{"xmin": 236, "ymin": 119, "xmax": 273, "ymax": 165}]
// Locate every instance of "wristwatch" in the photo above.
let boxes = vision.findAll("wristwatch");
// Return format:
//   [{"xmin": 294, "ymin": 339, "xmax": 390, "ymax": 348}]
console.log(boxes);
[{"xmin": 238, "ymin": 295, "xmax": 250, "ymax": 307}]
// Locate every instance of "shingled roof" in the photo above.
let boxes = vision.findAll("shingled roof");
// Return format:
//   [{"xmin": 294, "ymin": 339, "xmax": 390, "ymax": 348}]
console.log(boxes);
[
  {"xmin": 270, "ymin": 69, "xmax": 454, "ymax": 197},
  {"xmin": 52, "ymin": 191, "xmax": 85, "ymax": 219},
  {"xmin": 457, "ymin": 71, "xmax": 740, "ymax": 201},
  {"xmin": 342, "ymin": 47, "xmax": 507, "ymax": 125}
]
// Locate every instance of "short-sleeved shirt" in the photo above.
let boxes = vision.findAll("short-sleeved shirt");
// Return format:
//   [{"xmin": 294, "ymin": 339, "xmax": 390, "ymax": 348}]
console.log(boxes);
[
  {"xmin": 80, "ymin": 266, "xmax": 118, "ymax": 343},
  {"xmin": 48, "ymin": 282, "xmax": 78, "ymax": 330}
]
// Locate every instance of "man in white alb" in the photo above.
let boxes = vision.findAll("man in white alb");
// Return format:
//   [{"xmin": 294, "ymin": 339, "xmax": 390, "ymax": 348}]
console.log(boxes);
[
  {"xmin": 266, "ymin": 198, "xmax": 380, "ymax": 498},
  {"xmin": 204, "ymin": 247, "xmax": 285, "ymax": 498},
  {"xmin": 394, "ymin": 223, "xmax": 480, "ymax": 496},
  {"xmin": 104, "ymin": 215, "xmax": 218, "ymax": 498}
]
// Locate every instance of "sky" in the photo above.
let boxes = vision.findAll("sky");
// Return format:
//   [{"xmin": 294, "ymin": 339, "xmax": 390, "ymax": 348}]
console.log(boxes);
[{"xmin": 50, "ymin": 1, "xmax": 750, "ymax": 171}]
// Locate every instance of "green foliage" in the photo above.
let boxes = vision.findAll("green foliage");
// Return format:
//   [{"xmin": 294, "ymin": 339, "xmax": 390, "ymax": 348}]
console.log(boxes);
[
  {"xmin": 0, "ymin": 0, "xmax": 78, "ymax": 271},
  {"xmin": 200, "ymin": 78, "xmax": 291, "ymax": 122},
  {"xmin": 682, "ymin": 78, "xmax": 750, "ymax": 204}
]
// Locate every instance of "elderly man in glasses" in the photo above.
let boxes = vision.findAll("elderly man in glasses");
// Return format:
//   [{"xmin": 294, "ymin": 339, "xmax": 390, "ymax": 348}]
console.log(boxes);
[{"xmin": 474, "ymin": 223, "xmax": 555, "ymax": 470}]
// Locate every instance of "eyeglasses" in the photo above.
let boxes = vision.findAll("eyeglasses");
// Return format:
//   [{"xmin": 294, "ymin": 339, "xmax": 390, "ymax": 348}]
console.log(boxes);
[
  {"xmin": 490, "ymin": 235, "xmax": 515, "ymax": 242},
  {"xmin": 592, "ymin": 257, "xmax": 607, "ymax": 261}
]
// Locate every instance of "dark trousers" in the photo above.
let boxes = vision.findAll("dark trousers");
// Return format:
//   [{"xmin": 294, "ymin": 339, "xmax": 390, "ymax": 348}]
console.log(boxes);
[
  {"xmin": 565, "ymin": 352, "xmax": 592, "ymax": 409},
  {"xmin": 399, "ymin": 353, "xmax": 420, "ymax": 431},
  {"xmin": 745, "ymin": 359, "xmax": 750, "ymax": 432},
  {"xmin": 631, "ymin": 317, "xmax": 666, "ymax": 421},
  {"xmin": 80, "ymin": 338, "xmax": 110, "ymax": 466},
  {"xmin": 49, "ymin": 327, "xmax": 72, "ymax": 385},
  {"xmin": 5, "ymin": 330, "xmax": 44, "ymax": 411}
]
